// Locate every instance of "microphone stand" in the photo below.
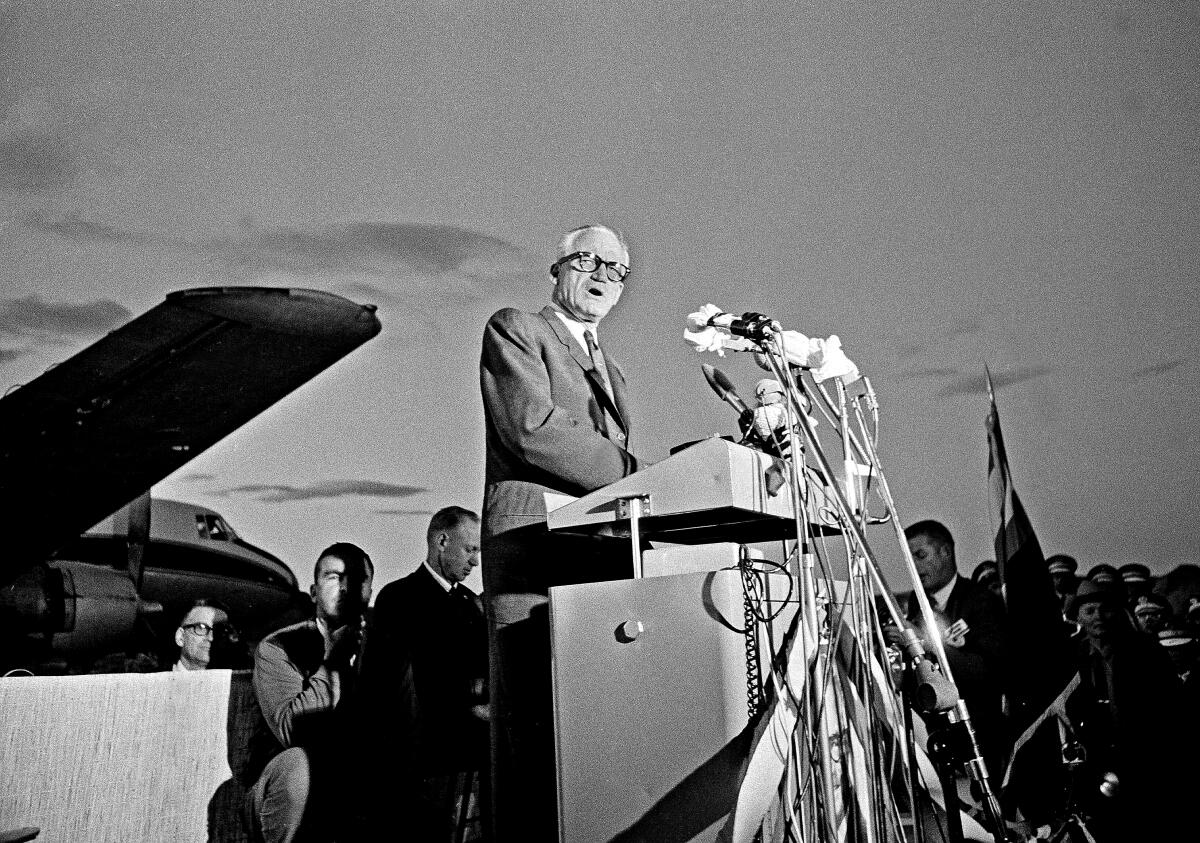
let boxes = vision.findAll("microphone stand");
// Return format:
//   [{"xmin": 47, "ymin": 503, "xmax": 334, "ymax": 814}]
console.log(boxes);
[
  {"xmin": 773, "ymin": 377, "xmax": 841, "ymax": 842},
  {"xmin": 756, "ymin": 333, "xmax": 1012, "ymax": 843}
]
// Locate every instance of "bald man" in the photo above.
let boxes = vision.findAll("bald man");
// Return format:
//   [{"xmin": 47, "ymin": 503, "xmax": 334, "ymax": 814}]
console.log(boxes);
[{"xmin": 480, "ymin": 223, "xmax": 640, "ymax": 841}]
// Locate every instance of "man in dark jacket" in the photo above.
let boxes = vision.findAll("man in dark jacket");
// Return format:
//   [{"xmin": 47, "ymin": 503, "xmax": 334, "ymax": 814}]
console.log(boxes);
[
  {"xmin": 363, "ymin": 506, "xmax": 488, "ymax": 840},
  {"xmin": 889, "ymin": 520, "xmax": 1008, "ymax": 773}
]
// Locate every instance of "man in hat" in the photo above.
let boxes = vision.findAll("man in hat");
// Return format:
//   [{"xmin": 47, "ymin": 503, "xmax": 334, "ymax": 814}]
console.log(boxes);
[
  {"xmin": 1062, "ymin": 579, "xmax": 1196, "ymax": 838},
  {"xmin": 1046, "ymin": 554, "xmax": 1079, "ymax": 612},
  {"xmin": 1117, "ymin": 562, "xmax": 1152, "ymax": 603},
  {"xmin": 1086, "ymin": 563, "xmax": 1118, "ymax": 585},
  {"xmin": 1131, "ymin": 593, "xmax": 1172, "ymax": 637},
  {"xmin": 971, "ymin": 559, "xmax": 1003, "ymax": 601},
  {"xmin": 1157, "ymin": 627, "xmax": 1199, "ymax": 687},
  {"xmin": 1084, "ymin": 564, "xmax": 1126, "ymax": 606}
]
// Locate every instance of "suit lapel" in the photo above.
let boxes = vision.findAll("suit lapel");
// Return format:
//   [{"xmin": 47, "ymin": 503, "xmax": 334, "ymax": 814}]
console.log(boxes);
[
  {"xmin": 538, "ymin": 306, "xmax": 628, "ymax": 434},
  {"xmin": 944, "ymin": 577, "xmax": 967, "ymax": 619}
]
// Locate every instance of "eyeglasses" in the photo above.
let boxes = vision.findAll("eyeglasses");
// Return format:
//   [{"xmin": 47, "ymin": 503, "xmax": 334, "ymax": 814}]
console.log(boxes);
[
  {"xmin": 182, "ymin": 622, "xmax": 216, "ymax": 638},
  {"xmin": 552, "ymin": 251, "xmax": 629, "ymax": 283}
]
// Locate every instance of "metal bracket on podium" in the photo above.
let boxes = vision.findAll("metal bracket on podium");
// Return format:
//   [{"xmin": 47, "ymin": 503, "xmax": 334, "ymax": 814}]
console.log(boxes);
[{"xmin": 615, "ymin": 494, "xmax": 651, "ymax": 578}]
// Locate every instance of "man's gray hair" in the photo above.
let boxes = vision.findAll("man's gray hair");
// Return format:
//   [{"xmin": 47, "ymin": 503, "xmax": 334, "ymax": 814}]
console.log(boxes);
[{"xmin": 557, "ymin": 224, "xmax": 630, "ymax": 261}]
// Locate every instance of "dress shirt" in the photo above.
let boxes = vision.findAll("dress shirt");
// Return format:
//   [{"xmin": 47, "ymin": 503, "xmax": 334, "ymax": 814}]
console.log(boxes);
[
  {"xmin": 929, "ymin": 574, "xmax": 959, "ymax": 613},
  {"xmin": 549, "ymin": 305, "xmax": 599, "ymax": 353},
  {"xmin": 422, "ymin": 561, "xmax": 453, "ymax": 593}
]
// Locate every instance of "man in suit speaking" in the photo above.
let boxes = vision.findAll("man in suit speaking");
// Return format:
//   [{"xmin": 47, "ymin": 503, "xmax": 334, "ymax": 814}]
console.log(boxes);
[{"xmin": 480, "ymin": 223, "xmax": 641, "ymax": 841}]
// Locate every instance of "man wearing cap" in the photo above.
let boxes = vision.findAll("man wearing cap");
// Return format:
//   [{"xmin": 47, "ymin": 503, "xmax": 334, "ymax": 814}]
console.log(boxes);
[
  {"xmin": 971, "ymin": 559, "xmax": 1003, "ymax": 601},
  {"xmin": 480, "ymin": 224, "xmax": 639, "ymax": 842},
  {"xmin": 1086, "ymin": 564, "xmax": 1118, "ymax": 585},
  {"xmin": 1157, "ymin": 627, "xmax": 1199, "ymax": 685},
  {"xmin": 1117, "ymin": 562, "xmax": 1152, "ymax": 604},
  {"xmin": 1063, "ymin": 579, "xmax": 1197, "ymax": 838},
  {"xmin": 1131, "ymin": 593, "xmax": 1172, "ymax": 637},
  {"xmin": 1085, "ymin": 564, "xmax": 1126, "ymax": 606},
  {"xmin": 1046, "ymin": 554, "xmax": 1078, "ymax": 612}
]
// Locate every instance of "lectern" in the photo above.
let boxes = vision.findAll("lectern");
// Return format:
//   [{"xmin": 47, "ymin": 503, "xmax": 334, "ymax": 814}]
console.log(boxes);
[{"xmin": 547, "ymin": 439, "xmax": 825, "ymax": 842}]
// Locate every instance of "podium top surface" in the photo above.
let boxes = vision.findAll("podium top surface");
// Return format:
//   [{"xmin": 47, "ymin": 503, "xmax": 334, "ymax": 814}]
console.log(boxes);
[{"xmin": 546, "ymin": 437, "xmax": 840, "ymax": 544}]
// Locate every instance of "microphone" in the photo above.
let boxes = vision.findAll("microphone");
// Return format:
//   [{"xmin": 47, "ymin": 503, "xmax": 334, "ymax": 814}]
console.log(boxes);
[
  {"xmin": 701, "ymin": 364, "xmax": 750, "ymax": 416},
  {"xmin": 751, "ymin": 378, "xmax": 787, "ymax": 441},
  {"xmin": 690, "ymin": 309, "xmax": 781, "ymax": 342},
  {"xmin": 751, "ymin": 403, "xmax": 787, "ymax": 441}
]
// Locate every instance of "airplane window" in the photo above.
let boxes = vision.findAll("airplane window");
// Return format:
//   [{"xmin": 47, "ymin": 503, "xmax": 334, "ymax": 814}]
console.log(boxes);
[
  {"xmin": 208, "ymin": 516, "xmax": 230, "ymax": 541},
  {"xmin": 195, "ymin": 514, "xmax": 231, "ymax": 541}
]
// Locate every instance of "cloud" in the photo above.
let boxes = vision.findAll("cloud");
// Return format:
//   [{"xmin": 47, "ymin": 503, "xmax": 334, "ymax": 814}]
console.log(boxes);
[
  {"xmin": 219, "ymin": 479, "xmax": 428, "ymax": 503},
  {"xmin": 20, "ymin": 209, "xmax": 150, "ymax": 245},
  {"xmin": 0, "ymin": 347, "xmax": 28, "ymax": 365},
  {"xmin": 937, "ymin": 365, "xmax": 1053, "ymax": 397},
  {"xmin": 19, "ymin": 212, "xmax": 539, "ymax": 294},
  {"xmin": 175, "ymin": 472, "xmax": 217, "ymax": 482},
  {"xmin": 899, "ymin": 366, "xmax": 961, "ymax": 380},
  {"xmin": 0, "ymin": 295, "xmax": 132, "ymax": 340},
  {"xmin": 0, "ymin": 88, "xmax": 77, "ymax": 193},
  {"xmin": 1129, "ymin": 358, "xmax": 1187, "ymax": 379},
  {"xmin": 374, "ymin": 509, "xmax": 436, "ymax": 517},
  {"xmin": 894, "ymin": 322, "xmax": 981, "ymax": 362},
  {"xmin": 945, "ymin": 322, "xmax": 983, "ymax": 342},
  {"xmin": 0, "ymin": 132, "xmax": 76, "ymax": 192},
  {"xmin": 895, "ymin": 342, "xmax": 928, "ymax": 361},
  {"xmin": 213, "ymin": 221, "xmax": 537, "ymax": 286}
]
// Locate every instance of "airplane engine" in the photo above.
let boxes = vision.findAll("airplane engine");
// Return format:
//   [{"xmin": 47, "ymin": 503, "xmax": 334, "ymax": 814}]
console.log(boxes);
[
  {"xmin": 0, "ymin": 561, "xmax": 155, "ymax": 661},
  {"xmin": 50, "ymin": 560, "xmax": 153, "ymax": 655}
]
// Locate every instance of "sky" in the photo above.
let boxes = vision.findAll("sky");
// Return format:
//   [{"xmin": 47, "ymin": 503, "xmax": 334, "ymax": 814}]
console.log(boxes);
[{"xmin": 2, "ymin": 0, "xmax": 1197, "ymax": 597}]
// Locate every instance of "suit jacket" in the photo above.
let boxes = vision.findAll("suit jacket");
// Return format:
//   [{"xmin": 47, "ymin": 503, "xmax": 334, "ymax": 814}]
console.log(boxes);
[
  {"xmin": 904, "ymin": 576, "xmax": 1008, "ymax": 751},
  {"xmin": 480, "ymin": 305, "xmax": 637, "ymax": 541},
  {"xmin": 365, "ymin": 565, "xmax": 487, "ymax": 773}
]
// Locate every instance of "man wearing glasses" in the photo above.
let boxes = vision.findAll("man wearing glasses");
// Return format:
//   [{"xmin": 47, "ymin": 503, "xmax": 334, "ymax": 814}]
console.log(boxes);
[
  {"xmin": 171, "ymin": 598, "xmax": 230, "ymax": 671},
  {"xmin": 480, "ymin": 223, "xmax": 640, "ymax": 841}
]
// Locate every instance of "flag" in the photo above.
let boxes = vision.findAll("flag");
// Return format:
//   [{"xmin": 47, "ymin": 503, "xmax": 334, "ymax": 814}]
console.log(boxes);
[
  {"xmin": 721, "ymin": 597, "xmax": 991, "ymax": 843},
  {"xmin": 985, "ymin": 369, "xmax": 1079, "ymax": 819}
]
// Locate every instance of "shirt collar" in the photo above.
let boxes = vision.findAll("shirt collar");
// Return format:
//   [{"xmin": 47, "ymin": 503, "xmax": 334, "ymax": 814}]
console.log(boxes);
[
  {"xmin": 549, "ymin": 305, "xmax": 597, "ymax": 351},
  {"xmin": 423, "ymin": 561, "xmax": 453, "ymax": 592},
  {"xmin": 931, "ymin": 574, "xmax": 959, "ymax": 610},
  {"xmin": 315, "ymin": 616, "xmax": 334, "ymax": 654}
]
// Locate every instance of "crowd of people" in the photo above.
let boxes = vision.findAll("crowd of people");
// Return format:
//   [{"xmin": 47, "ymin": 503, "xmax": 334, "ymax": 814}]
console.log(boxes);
[{"xmin": 898, "ymin": 525, "xmax": 1200, "ymax": 840}]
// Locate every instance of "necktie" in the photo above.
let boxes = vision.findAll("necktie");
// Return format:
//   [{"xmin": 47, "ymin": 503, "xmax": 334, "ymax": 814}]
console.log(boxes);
[
  {"xmin": 585, "ymin": 331, "xmax": 623, "ymax": 441},
  {"xmin": 584, "ymin": 331, "xmax": 614, "ymax": 399}
]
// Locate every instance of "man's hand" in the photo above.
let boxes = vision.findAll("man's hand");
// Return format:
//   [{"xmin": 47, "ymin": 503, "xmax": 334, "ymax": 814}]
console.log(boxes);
[
  {"xmin": 882, "ymin": 620, "xmax": 919, "ymax": 649},
  {"xmin": 327, "ymin": 618, "xmax": 366, "ymax": 667},
  {"xmin": 943, "ymin": 619, "xmax": 969, "ymax": 648}
]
